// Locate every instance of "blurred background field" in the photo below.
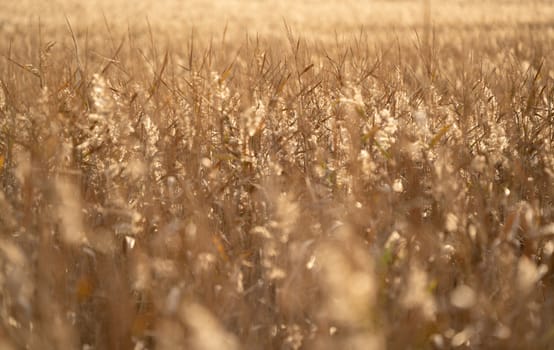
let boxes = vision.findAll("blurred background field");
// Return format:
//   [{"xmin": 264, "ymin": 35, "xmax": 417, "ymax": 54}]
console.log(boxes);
[{"xmin": 1, "ymin": 0, "xmax": 553, "ymax": 40}]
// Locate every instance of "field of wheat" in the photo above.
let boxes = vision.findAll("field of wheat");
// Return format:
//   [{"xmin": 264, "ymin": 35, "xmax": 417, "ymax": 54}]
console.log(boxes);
[{"xmin": 0, "ymin": 0, "xmax": 553, "ymax": 349}]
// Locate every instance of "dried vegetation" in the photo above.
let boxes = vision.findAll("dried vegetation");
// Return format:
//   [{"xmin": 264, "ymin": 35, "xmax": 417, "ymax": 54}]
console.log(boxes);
[{"xmin": 0, "ymin": 0, "xmax": 554, "ymax": 349}]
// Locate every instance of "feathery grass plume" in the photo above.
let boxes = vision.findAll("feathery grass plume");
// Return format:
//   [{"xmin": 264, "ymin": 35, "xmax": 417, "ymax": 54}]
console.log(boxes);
[
  {"xmin": 0, "ymin": 80, "xmax": 6, "ymax": 112},
  {"xmin": 373, "ymin": 108, "xmax": 398, "ymax": 152},
  {"xmin": 180, "ymin": 302, "xmax": 240, "ymax": 350},
  {"xmin": 401, "ymin": 264, "xmax": 437, "ymax": 321},
  {"xmin": 450, "ymin": 284, "xmax": 477, "ymax": 309},
  {"xmin": 315, "ymin": 228, "xmax": 377, "ymax": 325},
  {"xmin": 0, "ymin": 189, "xmax": 17, "ymax": 230},
  {"xmin": 243, "ymin": 98, "xmax": 265, "ymax": 138},
  {"xmin": 55, "ymin": 179, "xmax": 86, "ymax": 245},
  {"xmin": 517, "ymin": 256, "xmax": 548, "ymax": 294}
]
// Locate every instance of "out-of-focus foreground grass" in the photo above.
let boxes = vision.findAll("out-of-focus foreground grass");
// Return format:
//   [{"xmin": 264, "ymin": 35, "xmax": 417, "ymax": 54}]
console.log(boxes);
[{"xmin": 0, "ymin": 0, "xmax": 553, "ymax": 349}]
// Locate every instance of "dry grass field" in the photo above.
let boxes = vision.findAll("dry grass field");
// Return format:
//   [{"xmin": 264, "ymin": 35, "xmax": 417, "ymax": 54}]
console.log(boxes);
[{"xmin": 0, "ymin": 0, "xmax": 554, "ymax": 349}]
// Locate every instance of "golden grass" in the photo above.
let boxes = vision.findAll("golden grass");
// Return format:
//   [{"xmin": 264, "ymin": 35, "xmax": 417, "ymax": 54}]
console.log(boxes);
[{"xmin": 0, "ymin": 1, "xmax": 553, "ymax": 349}]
